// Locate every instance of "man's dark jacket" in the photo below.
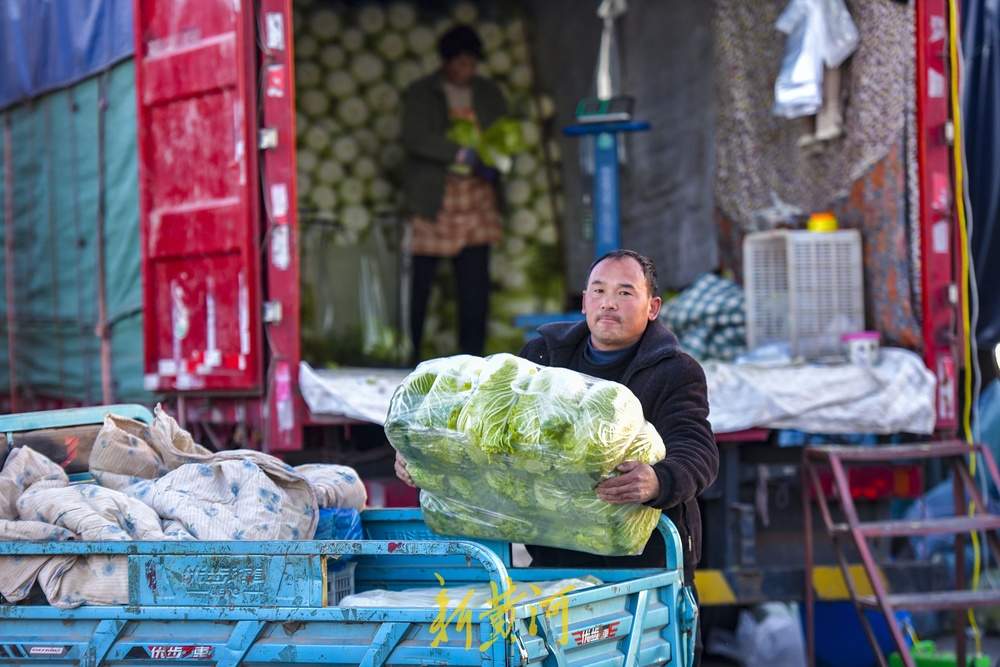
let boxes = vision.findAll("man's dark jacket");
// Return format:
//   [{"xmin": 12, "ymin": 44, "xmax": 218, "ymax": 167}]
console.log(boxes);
[
  {"xmin": 518, "ymin": 320, "xmax": 718, "ymax": 581},
  {"xmin": 400, "ymin": 72, "xmax": 507, "ymax": 220}
]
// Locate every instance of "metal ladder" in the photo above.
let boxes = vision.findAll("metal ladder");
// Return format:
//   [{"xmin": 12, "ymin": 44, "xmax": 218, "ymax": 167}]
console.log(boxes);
[{"xmin": 803, "ymin": 440, "xmax": 1000, "ymax": 667}]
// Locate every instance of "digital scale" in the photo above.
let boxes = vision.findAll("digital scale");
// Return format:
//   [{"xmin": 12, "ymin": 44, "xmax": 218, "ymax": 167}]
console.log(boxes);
[{"xmin": 565, "ymin": 94, "xmax": 650, "ymax": 259}]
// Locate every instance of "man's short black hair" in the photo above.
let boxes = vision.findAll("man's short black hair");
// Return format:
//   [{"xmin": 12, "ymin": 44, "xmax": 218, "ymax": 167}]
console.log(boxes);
[
  {"xmin": 437, "ymin": 25, "xmax": 484, "ymax": 62},
  {"xmin": 588, "ymin": 249, "xmax": 660, "ymax": 297}
]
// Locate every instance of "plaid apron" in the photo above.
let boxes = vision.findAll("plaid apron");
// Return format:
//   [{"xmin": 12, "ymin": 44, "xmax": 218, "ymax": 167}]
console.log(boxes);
[{"xmin": 408, "ymin": 174, "xmax": 502, "ymax": 258}]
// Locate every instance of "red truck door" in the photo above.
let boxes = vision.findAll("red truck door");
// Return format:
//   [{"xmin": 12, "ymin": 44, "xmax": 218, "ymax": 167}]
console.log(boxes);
[{"xmin": 133, "ymin": 0, "xmax": 263, "ymax": 393}]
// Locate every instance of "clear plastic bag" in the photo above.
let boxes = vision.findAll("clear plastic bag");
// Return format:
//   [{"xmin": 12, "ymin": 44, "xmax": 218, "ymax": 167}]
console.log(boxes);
[
  {"xmin": 736, "ymin": 603, "xmax": 808, "ymax": 666},
  {"xmin": 815, "ymin": 0, "xmax": 859, "ymax": 69},
  {"xmin": 359, "ymin": 255, "xmax": 393, "ymax": 360},
  {"xmin": 300, "ymin": 218, "xmax": 411, "ymax": 367},
  {"xmin": 773, "ymin": 0, "xmax": 858, "ymax": 119},
  {"xmin": 384, "ymin": 353, "xmax": 666, "ymax": 556}
]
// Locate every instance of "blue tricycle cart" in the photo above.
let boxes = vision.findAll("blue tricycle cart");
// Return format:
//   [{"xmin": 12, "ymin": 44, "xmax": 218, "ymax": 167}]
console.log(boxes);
[{"xmin": 0, "ymin": 405, "xmax": 697, "ymax": 666}]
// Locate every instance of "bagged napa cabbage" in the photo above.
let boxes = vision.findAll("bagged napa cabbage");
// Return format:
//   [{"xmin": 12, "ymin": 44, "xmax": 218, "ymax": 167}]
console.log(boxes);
[{"xmin": 384, "ymin": 353, "xmax": 666, "ymax": 556}]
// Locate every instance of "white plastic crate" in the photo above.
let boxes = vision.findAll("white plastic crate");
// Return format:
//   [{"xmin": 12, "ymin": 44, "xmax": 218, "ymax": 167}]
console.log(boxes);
[
  {"xmin": 743, "ymin": 229, "xmax": 864, "ymax": 359},
  {"xmin": 328, "ymin": 560, "xmax": 356, "ymax": 605}
]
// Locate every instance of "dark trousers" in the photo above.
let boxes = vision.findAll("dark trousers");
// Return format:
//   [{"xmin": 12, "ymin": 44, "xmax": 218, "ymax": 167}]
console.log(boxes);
[{"xmin": 410, "ymin": 244, "xmax": 491, "ymax": 360}]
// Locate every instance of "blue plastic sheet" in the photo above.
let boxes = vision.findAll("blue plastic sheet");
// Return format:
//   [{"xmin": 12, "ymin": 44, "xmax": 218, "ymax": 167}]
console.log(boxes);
[
  {"xmin": 0, "ymin": 0, "xmax": 134, "ymax": 110},
  {"xmin": 977, "ymin": 379, "xmax": 1000, "ymax": 475},
  {"xmin": 314, "ymin": 508, "xmax": 363, "ymax": 542}
]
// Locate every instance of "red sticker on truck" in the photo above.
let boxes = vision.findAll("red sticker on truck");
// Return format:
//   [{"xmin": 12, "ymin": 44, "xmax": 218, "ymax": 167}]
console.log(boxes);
[
  {"xmin": 266, "ymin": 65, "xmax": 286, "ymax": 98},
  {"xmin": 571, "ymin": 621, "xmax": 621, "ymax": 646}
]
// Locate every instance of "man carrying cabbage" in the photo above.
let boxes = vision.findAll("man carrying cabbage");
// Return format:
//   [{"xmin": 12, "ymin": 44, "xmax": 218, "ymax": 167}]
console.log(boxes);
[
  {"xmin": 523, "ymin": 249, "xmax": 717, "ymax": 576},
  {"xmin": 391, "ymin": 250, "xmax": 717, "ymax": 659}
]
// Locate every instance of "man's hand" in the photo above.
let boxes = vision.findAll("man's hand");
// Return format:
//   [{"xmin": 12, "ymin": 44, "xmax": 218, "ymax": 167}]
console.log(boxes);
[
  {"xmin": 596, "ymin": 461, "xmax": 660, "ymax": 504},
  {"xmin": 395, "ymin": 452, "xmax": 416, "ymax": 488}
]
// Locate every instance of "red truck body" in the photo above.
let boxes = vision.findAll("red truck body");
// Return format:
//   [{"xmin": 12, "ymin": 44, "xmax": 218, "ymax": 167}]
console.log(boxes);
[
  {"xmin": 133, "ymin": 0, "xmax": 302, "ymax": 452},
  {"xmin": 4, "ymin": 0, "xmax": 964, "ymax": 450}
]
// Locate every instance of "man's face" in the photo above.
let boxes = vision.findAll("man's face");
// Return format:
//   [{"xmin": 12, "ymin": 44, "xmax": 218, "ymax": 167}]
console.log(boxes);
[
  {"xmin": 443, "ymin": 54, "xmax": 478, "ymax": 86},
  {"xmin": 582, "ymin": 257, "xmax": 662, "ymax": 351}
]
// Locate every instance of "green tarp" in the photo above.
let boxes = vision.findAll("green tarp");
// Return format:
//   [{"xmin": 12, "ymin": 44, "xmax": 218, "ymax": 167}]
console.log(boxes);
[{"xmin": 0, "ymin": 60, "xmax": 149, "ymax": 404}]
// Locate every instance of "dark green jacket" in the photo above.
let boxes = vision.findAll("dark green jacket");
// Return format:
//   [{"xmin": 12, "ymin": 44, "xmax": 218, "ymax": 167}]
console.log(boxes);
[{"xmin": 400, "ymin": 72, "xmax": 508, "ymax": 220}]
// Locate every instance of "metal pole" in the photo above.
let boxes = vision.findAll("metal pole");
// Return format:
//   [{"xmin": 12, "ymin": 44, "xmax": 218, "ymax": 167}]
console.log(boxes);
[
  {"xmin": 592, "ymin": 131, "xmax": 621, "ymax": 258},
  {"xmin": 952, "ymin": 461, "xmax": 967, "ymax": 667},
  {"xmin": 95, "ymin": 73, "xmax": 114, "ymax": 405},
  {"xmin": 3, "ymin": 114, "xmax": 19, "ymax": 412},
  {"xmin": 828, "ymin": 456, "xmax": 905, "ymax": 667}
]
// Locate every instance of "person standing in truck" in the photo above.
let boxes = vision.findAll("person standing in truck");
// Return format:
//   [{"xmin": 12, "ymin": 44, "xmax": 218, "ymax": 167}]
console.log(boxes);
[{"xmin": 400, "ymin": 24, "xmax": 508, "ymax": 362}]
